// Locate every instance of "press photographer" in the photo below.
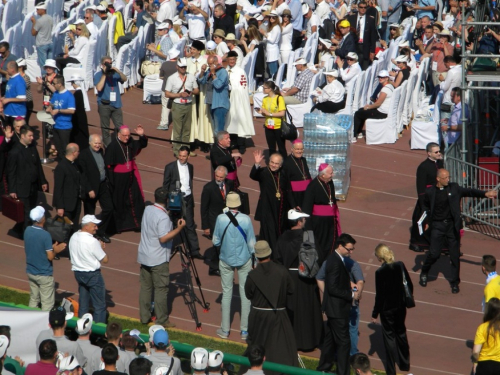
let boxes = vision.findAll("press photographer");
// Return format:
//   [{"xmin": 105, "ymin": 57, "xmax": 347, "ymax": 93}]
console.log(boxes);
[
  {"xmin": 137, "ymin": 187, "xmax": 186, "ymax": 329},
  {"xmin": 94, "ymin": 56, "xmax": 128, "ymax": 147}
]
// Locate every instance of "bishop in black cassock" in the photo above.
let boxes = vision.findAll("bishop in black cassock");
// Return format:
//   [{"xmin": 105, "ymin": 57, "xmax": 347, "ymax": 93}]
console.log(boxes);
[
  {"xmin": 283, "ymin": 139, "xmax": 311, "ymax": 209},
  {"xmin": 302, "ymin": 163, "xmax": 342, "ymax": 265},
  {"xmin": 104, "ymin": 125, "xmax": 148, "ymax": 233},
  {"xmin": 250, "ymin": 150, "xmax": 295, "ymax": 254}
]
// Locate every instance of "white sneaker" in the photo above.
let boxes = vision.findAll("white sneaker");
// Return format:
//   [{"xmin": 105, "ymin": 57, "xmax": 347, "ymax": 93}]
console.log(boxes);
[
  {"xmin": 351, "ymin": 137, "xmax": 357, "ymax": 143},
  {"xmin": 357, "ymin": 133, "xmax": 364, "ymax": 139}
]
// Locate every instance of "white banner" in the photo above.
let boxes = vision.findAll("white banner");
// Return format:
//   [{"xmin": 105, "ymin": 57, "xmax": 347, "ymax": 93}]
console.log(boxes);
[{"xmin": 0, "ymin": 307, "xmax": 50, "ymax": 366}]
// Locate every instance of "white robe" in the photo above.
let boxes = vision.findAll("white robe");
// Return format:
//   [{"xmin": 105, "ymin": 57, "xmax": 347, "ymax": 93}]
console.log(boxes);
[{"xmin": 225, "ymin": 65, "xmax": 255, "ymax": 138}]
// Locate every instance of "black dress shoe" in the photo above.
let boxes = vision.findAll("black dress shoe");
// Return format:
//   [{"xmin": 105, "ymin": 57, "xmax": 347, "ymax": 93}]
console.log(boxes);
[
  {"xmin": 191, "ymin": 253, "xmax": 204, "ymax": 260},
  {"xmin": 451, "ymin": 285, "xmax": 460, "ymax": 294},
  {"xmin": 209, "ymin": 269, "xmax": 221, "ymax": 276},
  {"xmin": 419, "ymin": 273, "xmax": 428, "ymax": 287},
  {"xmin": 99, "ymin": 235, "xmax": 111, "ymax": 244},
  {"xmin": 409, "ymin": 243, "xmax": 423, "ymax": 252}
]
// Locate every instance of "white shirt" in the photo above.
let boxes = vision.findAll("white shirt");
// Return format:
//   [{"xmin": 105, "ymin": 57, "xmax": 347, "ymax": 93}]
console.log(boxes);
[
  {"xmin": 266, "ymin": 25, "xmax": 281, "ymax": 62},
  {"xmin": 306, "ymin": 13, "xmax": 320, "ymax": 38},
  {"xmin": 68, "ymin": 36, "xmax": 89, "ymax": 63},
  {"xmin": 69, "ymin": 231, "xmax": 107, "ymax": 272},
  {"xmin": 157, "ymin": 0, "xmax": 175, "ymax": 24},
  {"xmin": 86, "ymin": 21, "xmax": 99, "ymax": 41},
  {"xmin": 216, "ymin": 41, "xmax": 230, "ymax": 56},
  {"xmin": 356, "ymin": 14, "xmax": 366, "ymax": 42},
  {"xmin": 378, "ymin": 84, "xmax": 394, "ymax": 114},
  {"xmin": 340, "ymin": 62, "xmax": 361, "ymax": 84},
  {"xmin": 165, "ymin": 72, "xmax": 198, "ymax": 104},
  {"xmin": 186, "ymin": 13, "xmax": 206, "ymax": 40},
  {"xmin": 315, "ymin": 0, "xmax": 331, "ymax": 24},
  {"xmin": 275, "ymin": 2, "xmax": 290, "ymax": 15},
  {"xmin": 440, "ymin": 64, "xmax": 462, "ymax": 103},
  {"xmin": 280, "ymin": 23, "xmax": 293, "ymax": 52},
  {"xmin": 177, "ymin": 160, "xmax": 192, "ymax": 196},
  {"xmin": 317, "ymin": 79, "xmax": 345, "ymax": 103}
]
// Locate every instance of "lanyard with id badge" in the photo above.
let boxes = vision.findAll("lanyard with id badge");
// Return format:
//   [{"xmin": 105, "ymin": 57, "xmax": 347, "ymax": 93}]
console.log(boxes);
[
  {"xmin": 265, "ymin": 96, "xmax": 280, "ymax": 129},
  {"xmin": 107, "ymin": 75, "xmax": 117, "ymax": 102}
]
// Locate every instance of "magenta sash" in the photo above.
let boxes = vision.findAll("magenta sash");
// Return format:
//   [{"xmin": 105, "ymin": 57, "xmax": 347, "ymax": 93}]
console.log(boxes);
[
  {"xmin": 290, "ymin": 179, "xmax": 311, "ymax": 192},
  {"xmin": 113, "ymin": 160, "xmax": 144, "ymax": 199},
  {"xmin": 227, "ymin": 171, "xmax": 238, "ymax": 180},
  {"xmin": 312, "ymin": 204, "xmax": 342, "ymax": 235}
]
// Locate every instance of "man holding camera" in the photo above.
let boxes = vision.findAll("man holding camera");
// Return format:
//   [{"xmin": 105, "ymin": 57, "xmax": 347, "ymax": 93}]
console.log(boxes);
[
  {"xmin": 94, "ymin": 56, "xmax": 128, "ymax": 147},
  {"xmin": 138, "ymin": 187, "xmax": 186, "ymax": 328},
  {"xmin": 163, "ymin": 146, "xmax": 203, "ymax": 259}
]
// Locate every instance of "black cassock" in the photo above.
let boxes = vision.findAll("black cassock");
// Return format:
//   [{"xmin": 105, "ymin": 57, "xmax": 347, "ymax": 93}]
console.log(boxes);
[
  {"xmin": 0, "ymin": 132, "xmax": 14, "ymax": 206},
  {"xmin": 283, "ymin": 155, "xmax": 312, "ymax": 209},
  {"xmin": 70, "ymin": 89, "xmax": 89, "ymax": 151},
  {"xmin": 302, "ymin": 177, "xmax": 341, "ymax": 265},
  {"xmin": 410, "ymin": 158, "xmax": 443, "ymax": 249},
  {"xmin": 250, "ymin": 165, "xmax": 295, "ymax": 253},
  {"xmin": 275, "ymin": 229, "xmax": 323, "ymax": 351},
  {"xmin": 245, "ymin": 261, "xmax": 298, "ymax": 374},
  {"xmin": 105, "ymin": 135, "xmax": 148, "ymax": 232}
]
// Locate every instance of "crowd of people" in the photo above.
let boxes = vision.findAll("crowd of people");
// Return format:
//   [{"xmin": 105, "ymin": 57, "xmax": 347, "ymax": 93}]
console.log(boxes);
[{"xmin": 1, "ymin": 0, "xmax": 499, "ymax": 373}]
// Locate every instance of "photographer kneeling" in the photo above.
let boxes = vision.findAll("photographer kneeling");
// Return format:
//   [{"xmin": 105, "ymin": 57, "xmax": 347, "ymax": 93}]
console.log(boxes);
[
  {"xmin": 137, "ymin": 187, "xmax": 186, "ymax": 329},
  {"xmin": 94, "ymin": 56, "xmax": 128, "ymax": 147}
]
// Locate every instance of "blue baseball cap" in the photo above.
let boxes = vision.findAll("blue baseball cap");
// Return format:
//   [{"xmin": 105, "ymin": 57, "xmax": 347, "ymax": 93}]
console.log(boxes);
[{"xmin": 153, "ymin": 330, "xmax": 169, "ymax": 345}]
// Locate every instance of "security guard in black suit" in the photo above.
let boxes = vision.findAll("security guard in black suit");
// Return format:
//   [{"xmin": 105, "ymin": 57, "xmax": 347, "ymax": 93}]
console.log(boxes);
[{"xmin": 420, "ymin": 169, "xmax": 497, "ymax": 293}]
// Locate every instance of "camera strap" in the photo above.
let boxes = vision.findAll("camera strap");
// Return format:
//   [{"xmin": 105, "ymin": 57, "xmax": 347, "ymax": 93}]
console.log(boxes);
[{"xmin": 225, "ymin": 211, "xmax": 247, "ymax": 242}]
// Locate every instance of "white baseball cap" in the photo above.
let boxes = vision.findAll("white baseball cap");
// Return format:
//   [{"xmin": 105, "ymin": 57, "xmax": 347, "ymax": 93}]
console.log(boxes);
[
  {"xmin": 191, "ymin": 347, "xmax": 209, "ymax": 370},
  {"xmin": 30, "ymin": 206, "xmax": 45, "ymax": 222},
  {"xmin": 288, "ymin": 209, "xmax": 310, "ymax": 220},
  {"xmin": 168, "ymin": 48, "xmax": 180, "ymax": 60},
  {"xmin": 75, "ymin": 313, "xmax": 93, "ymax": 335},
  {"xmin": 0, "ymin": 335, "xmax": 9, "ymax": 358},
  {"xmin": 81, "ymin": 215, "xmax": 101, "ymax": 225},
  {"xmin": 177, "ymin": 57, "xmax": 188, "ymax": 67},
  {"xmin": 302, "ymin": 3, "xmax": 310, "ymax": 14},
  {"xmin": 16, "ymin": 58, "xmax": 27, "ymax": 67},
  {"xmin": 378, "ymin": 70, "xmax": 390, "ymax": 78},
  {"xmin": 35, "ymin": 2, "xmax": 48, "ymax": 9},
  {"xmin": 148, "ymin": 325, "xmax": 165, "ymax": 342},
  {"xmin": 208, "ymin": 350, "xmax": 224, "ymax": 367}
]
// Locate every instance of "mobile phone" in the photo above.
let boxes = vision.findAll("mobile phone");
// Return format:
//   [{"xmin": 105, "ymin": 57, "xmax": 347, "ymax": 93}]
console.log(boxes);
[{"xmin": 185, "ymin": 90, "xmax": 191, "ymax": 94}]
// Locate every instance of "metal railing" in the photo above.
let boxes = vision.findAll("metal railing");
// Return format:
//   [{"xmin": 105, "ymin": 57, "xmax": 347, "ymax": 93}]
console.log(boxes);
[{"xmin": 445, "ymin": 141, "xmax": 500, "ymax": 238}]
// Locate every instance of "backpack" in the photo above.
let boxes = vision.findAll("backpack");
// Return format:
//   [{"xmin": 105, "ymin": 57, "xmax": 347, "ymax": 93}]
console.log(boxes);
[{"xmin": 298, "ymin": 231, "xmax": 320, "ymax": 278}]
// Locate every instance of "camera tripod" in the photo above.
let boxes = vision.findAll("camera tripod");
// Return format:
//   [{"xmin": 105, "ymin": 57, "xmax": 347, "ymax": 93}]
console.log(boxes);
[{"xmin": 171, "ymin": 226, "xmax": 210, "ymax": 331}]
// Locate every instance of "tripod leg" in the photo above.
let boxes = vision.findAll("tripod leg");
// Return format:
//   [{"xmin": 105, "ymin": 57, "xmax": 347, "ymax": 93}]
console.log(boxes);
[{"xmin": 179, "ymin": 248, "xmax": 203, "ymax": 331}]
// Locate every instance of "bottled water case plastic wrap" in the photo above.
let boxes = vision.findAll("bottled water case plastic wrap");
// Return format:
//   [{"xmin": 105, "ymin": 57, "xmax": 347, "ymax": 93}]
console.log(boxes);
[{"xmin": 303, "ymin": 113, "xmax": 353, "ymax": 200}]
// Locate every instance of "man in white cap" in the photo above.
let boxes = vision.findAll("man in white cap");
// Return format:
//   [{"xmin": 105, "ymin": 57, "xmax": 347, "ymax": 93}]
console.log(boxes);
[
  {"xmin": 207, "ymin": 350, "xmax": 224, "ymax": 375},
  {"xmin": 141, "ymin": 330, "xmax": 182, "ymax": 375},
  {"xmin": 302, "ymin": 3, "xmax": 319, "ymax": 39},
  {"xmin": 146, "ymin": 23, "xmax": 173, "ymax": 63},
  {"xmin": 190, "ymin": 347, "xmax": 208, "ymax": 375},
  {"xmin": 24, "ymin": 206, "xmax": 66, "ymax": 311},
  {"xmin": 69, "ymin": 215, "xmax": 109, "ymax": 323},
  {"xmin": 57, "ymin": 355, "xmax": 83, "ymax": 375},
  {"xmin": 212, "ymin": 192, "xmax": 255, "ymax": 340},
  {"xmin": 31, "ymin": 2, "xmax": 53, "ymax": 75},
  {"xmin": 76, "ymin": 313, "xmax": 100, "ymax": 373},
  {"xmin": 280, "ymin": 58, "xmax": 314, "ymax": 105},
  {"xmin": 275, "ymin": 209, "xmax": 323, "ymax": 352},
  {"xmin": 165, "ymin": 58, "xmax": 199, "ymax": 156}
]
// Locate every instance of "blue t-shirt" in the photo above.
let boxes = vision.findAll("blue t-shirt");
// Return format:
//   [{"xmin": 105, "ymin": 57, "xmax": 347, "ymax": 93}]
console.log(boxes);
[
  {"xmin": 50, "ymin": 89, "xmax": 75, "ymax": 130},
  {"xmin": 416, "ymin": 0, "xmax": 436, "ymax": 20},
  {"xmin": 4, "ymin": 74, "xmax": 27, "ymax": 118},
  {"xmin": 94, "ymin": 71, "xmax": 123, "ymax": 108},
  {"xmin": 24, "ymin": 225, "xmax": 54, "ymax": 276}
]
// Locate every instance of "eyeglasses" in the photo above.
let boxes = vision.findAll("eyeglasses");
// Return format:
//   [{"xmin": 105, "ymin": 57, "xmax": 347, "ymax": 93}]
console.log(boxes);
[
  {"xmin": 358, "ymin": 6, "xmax": 367, "ymax": 8},
  {"xmin": 76, "ymin": 28, "xmax": 82, "ymax": 31},
  {"xmin": 344, "ymin": 245, "xmax": 355, "ymax": 251}
]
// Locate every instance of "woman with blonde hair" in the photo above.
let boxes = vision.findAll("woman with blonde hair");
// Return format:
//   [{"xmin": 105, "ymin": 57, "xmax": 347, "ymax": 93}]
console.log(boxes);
[
  {"xmin": 261, "ymin": 11, "xmax": 281, "ymax": 77},
  {"xmin": 55, "ymin": 23, "xmax": 90, "ymax": 71},
  {"xmin": 371, "ymin": 244, "xmax": 412, "ymax": 375},
  {"xmin": 240, "ymin": 26, "xmax": 262, "ymax": 54}
]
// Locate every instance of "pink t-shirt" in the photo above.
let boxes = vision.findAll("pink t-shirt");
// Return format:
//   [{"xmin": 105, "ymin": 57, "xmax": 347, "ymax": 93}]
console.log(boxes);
[{"xmin": 25, "ymin": 362, "xmax": 58, "ymax": 375}]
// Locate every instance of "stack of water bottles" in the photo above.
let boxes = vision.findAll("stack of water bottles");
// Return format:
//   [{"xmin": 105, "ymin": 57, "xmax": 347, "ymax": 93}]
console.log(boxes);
[{"xmin": 303, "ymin": 113, "xmax": 353, "ymax": 200}]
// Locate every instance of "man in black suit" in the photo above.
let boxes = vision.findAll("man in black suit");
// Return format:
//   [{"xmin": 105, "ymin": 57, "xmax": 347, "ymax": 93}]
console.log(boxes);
[
  {"xmin": 347, "ymin": 1, "xmax": 378, "ymax": 70},
  {"xmin": 163, "ymin": 145, "xmax": 203, "ymax": 259},
  {"xmin": 7, "ymin": 125, "xmax": 48, "ymax": 238},
  {"xmin": 79, "ymin": 134, "xmax": 113, "ymax": 243},
  {"xmin": 420, "ymin": 169, "xmax": 497, "ymax": 293},
  {"xmin": 53, "ymin": 143, "xmax": 88, "ymax": 232},
  {"xmin": 322, "ymin": 233, "xmax": 360, "ymax": 375},
  {"xmin": 200, "ymin": 165, "xmax": 235, "ymax": 275},
  {"xmin": 335, "ymin": 20, "xmax": 357, "ymax": 70},
  {"xmin": 210, "ymin": 131, "xmax": 241, "ymax": 188}
]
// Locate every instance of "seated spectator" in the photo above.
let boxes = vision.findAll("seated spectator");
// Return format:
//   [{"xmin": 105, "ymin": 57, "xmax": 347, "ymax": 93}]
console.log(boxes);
[
  {"xmin": 191, "ymin": 347, "xmax": 208, "ymax": 375},
  {"xmin": 391, "ymin": 55, "xmax": 410, "ymax": 88},
  {"xmin": 281, "ymin": 58, "xmax": 314, "ymax": 105},
  {"xmin": 339, "ymin": 52, "xmax": 362, "ymax": 85},
  {"xmin": 243, "ymin": 344, "xmax": 265, "ymax": 375},
  {"xmin": 257, "ymin": 81, "xmax": 287, "ymax": 157},
  {"xmin": 75, "ymin": 314, "xmax": 99, "ymax": 375},
  {"xmin": 393, "ymin": 46, "xmax": 417, "ymax": 70},
  {"xmin": 146, "ymin": 22, "xmax": 172, "ymax": 63},
  {"xmin": 55, "ymin": 23, "xmax": 90, "ymax": 71},
  {"xmin": 350, "ymin": 353, "xmax": 374, "ymax": 375},
  {"xmin": 121, "ymin": 331, "xmax": 138, "ymax": 357},
  {"xmin": 57, "ymin": 355, "xmax": 83, "ymax": 375},
  {"xmin": 414, "ymin": 25, "xmax": 436, "ymax": 59},
  {"xmin": 140, "ymin": 330, "xmax": 182, "ymax": 375},
  {"xmin": 25, "ymin": 339, "xmax": 58, "ymax": 375},
  {"xmin": 353, "ymin": 70, "xmax": 394, "ymax": 141},
  {"xmin": 311, "ymin": 70, "xmax": 345, "ymax": 114},
  {"xmin": 93, "ymin": 344, "xmax": 126, "ymax": 375},
  {"xmin": 441, "ymin": 87, "xmax": 469, "ymax": 146},
  {"xmin": 315, "ymin": 38, "xmax": 334, "ymax": 68}
]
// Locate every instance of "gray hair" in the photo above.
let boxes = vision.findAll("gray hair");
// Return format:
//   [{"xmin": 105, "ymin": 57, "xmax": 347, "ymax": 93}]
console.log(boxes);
[
  {"xmin": 215, "ymin": 166, "xmax": 228, "ymax": 175},
  {"xmin": 89, "ymin": 134, "xmax": 102, "ymax": 143},
  {"xmin": 217, "ymin": 131, "xmax": 229, "ymax": 142},
  {"xmin": 101, "ymin": 56, "xmax": 112, "ymax": 64}
]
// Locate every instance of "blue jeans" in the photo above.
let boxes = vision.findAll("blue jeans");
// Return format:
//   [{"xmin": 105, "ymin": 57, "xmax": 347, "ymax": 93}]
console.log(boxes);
[
  {"xmin": 268, "ymin": 61, "xmax": 278, "ymax": 78},
  {"xmin": 349, "ymin": 304, "xmax": 360, "ymax": 355},
  {"xmin": 211, "ymin": 107, "xmax": 228, "ymax": 134},
  {"xmin": 219, "ymin": 259, "xmax": 252, "ymax": 332},
  {"xmin": 74, "ymin": 270, "xmax": 107, "ymax": 323},
  {"xmin": 37, "ymin": 44, "xmax": 53, "ymax": 76}
]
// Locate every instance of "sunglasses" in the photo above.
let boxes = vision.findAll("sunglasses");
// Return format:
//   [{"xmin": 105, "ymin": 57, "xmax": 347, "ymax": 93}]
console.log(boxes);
[
  {"xmin": 346, "ymin": 58, "xmax": 354, "ymax": 61},
  {"xmin": 76, "ymin": 28, "xmax": 82, "ymax": 31},
  {"xmin": 358, "ymin": 6, "xmax": 367, "ymax": 8}
]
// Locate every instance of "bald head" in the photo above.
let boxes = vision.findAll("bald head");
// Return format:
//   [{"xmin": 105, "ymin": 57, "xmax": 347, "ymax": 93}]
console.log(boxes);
[
  {"xmin": 65, "ymin": 143, "xmax": 80, "ymax": 161},
  {"xmin": 7, "ymin": 61, "xmax": 18, "ymax": 75},
  {"xmin": 89, "ymin": 134, "xmax": 103, "ymax": 152},
  {"xmin": 436, "ymin": 168, "xmax": 450, "ymax": 187}
]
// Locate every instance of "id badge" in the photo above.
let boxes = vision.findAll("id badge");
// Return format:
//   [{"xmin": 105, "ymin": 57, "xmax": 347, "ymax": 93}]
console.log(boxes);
[
  {"xmin": 267, "ymin": 119, "xmax": 275, "ymax": 129},
  {"xmin": 432, "ymin": 61, "xmax": 438, "ymax": 71},
  {"xmin": 43, "ymin": 95, "xmax": 50, "ymax": 102},
  {"xmin": 110, "ymin": 92, "xmax": 117, "ymax": 102}
]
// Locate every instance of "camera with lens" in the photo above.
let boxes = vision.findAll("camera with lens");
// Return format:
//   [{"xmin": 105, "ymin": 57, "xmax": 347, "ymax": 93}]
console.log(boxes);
[
  {"xmin": 103, "ymin": 62, "xmax": 113, "ymax": 74},
  {"xmin": 167, "ymin": 182, "xmax": 185, "ymax": 226}
]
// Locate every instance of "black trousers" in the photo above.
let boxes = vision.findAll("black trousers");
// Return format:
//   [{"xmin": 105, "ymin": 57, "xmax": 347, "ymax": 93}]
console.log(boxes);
[
  {"xmin": 264, "ymin": 127, "xmax": 287, "ymax": 159},
  {"xmin": 355, "ymin": 44, "xmax": 371, "ymax": 70},
  {"xmin": 422, "ymin": 220, "xmax": 460, "ymax": 285},
  {"xmin": 225, "ymin": 3, "xmax": 237, "ymax": 20},
  {"xmin": 55, "ymin": 56, "xmax": 80, "ymax": 72},
  {"xmin": 64, "ymin": 199, "xmax": 82, "ymax": 233},
  {"xmin": 311, "ymin": 100, "xmax": 346, "ymax": 114},
  {"xmin": 292, "ymin": 29, "xmax": 303, "ymax": 50},
  {"xmin": 83, "ymin": 180, "xmax": 114, "ymax": 236},
  {"xmin": 323, "ymin": 317, "xmax": 350, "ymax": 375},
  {"xmin": 476, "ymin": 360, "xmax": 500, "ymax": 375},
  {"xmin": 52, "ymin": 128, "xmax": 71, "ymax": 160},
  {"xmin": 380, "ymin": 307, "xmax": 410, "ymax": 375},
  {"xmin": 353, "ymin": 108, "xmax": 387, "ymax": 135}
]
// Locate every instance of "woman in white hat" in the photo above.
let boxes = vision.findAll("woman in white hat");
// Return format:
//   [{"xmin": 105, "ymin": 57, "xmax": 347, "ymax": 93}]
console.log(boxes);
[
  {"xmin": 311, "ymin": 70, "xmax": 345, "ymax": 114},
  {"xmin": 315, "ymin": 38, "xmax": 335, "ymax": 70},
  {"xmin": 262, "ymin": 11, "xmax": 281, "ymax": 78},
  {"xmin": 338, "ymin": 52, "xmax": 362, "ymax": 85},
  {"xmin": 391, "ymin": 55, "xmax": 410, "ymax": 88},
  {"xmin": 16, "ymin": 59, "xmax": 33, "ymax": 126}
]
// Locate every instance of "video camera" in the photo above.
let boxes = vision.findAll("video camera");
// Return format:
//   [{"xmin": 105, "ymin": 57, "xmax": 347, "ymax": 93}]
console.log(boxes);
[
  {"xmin": 167, "ymin": 181, "xmax": 186, "ymax": 226},
  {"xmin": 103, "ymin": 61, "xmax": 113, "ymax": 75}
]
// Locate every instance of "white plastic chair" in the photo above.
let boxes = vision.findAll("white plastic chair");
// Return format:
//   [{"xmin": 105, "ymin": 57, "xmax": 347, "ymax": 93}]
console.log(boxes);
[
  {"xmin": 351, "ymin": 70, "xmax": 366, "ymax": 113},
  {"xmin": 108, "ymin": 15, "xmax": 118, "ymax": 61},
  {"xmin": 274, "ymin": 62, "xmax": 286, "ymax": 88},
  {"xmin": 143, "ymin": 73, "xmax": 163, "ymax": 101},
  {"xmin": 411, "ymin": 57, "xmax": 429, "ymax": 116},
  {"xmin": 403, "ymin": 69, "xmax": 418, "ymax": 126},
  {"xmin": 359, "ymin": 66, "xmax": 372, "ymax": 107},
  {"xmin": 411, "ymin": 91, "xmax": 442, "ymax": 149},
  {"xmin": 365, "ymin": 86, "xmax": 402, "ymax": 145},
  {"xmin": 396, "ymin": 80, "xmax": 408, "ymax": 134},
  {"xmin": 286, "ymin": 72, "xmax": 322, "ymax": 128},
  {"xmin": 337, "ymin": 74, "xmax": 359, "ymax": 116}
]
